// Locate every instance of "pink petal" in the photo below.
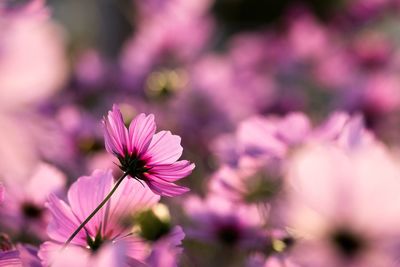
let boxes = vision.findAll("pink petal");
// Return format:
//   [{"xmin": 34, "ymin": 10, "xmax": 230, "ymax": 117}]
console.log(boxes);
[
  {"xmin": 148, "ymin": 161, "xmax": 195, "ymax": 182},
  {"xmin": 276, "ymin": 112, "xmax": 311, "ymax": 145},
  {"xmin": 67, "ymin": 169, "xmax": 114, "ymax": 237},
  {"xmin": 116, "ymin": 235, "xmax": 150, "ymax": 263},
  {"xmin": 0, "ymin": 250, "xmax": 21, "ymax": 267},
  {"xmin": 106, "ymin": 178, "xmax": 160, "ymax": 231},
  {"xmin": 38, "ymin": 242, "xmax": 89, "ymax": 267},
  {"xmin": 25, "ymin": 163, "xmax": 66, "ymax": 204},
  {"xmin": 17, "ymin": 244, "xmax": 42, "ymax": 267},
  {"xmin": 128, "ymin": 113, "xmax": 156, "ymax": 156},
  {"xmin": 103, "ymin": 105, "xmax": 129, "ymax": 156},
  {"xmin": 238, "ymin": 116, "xmax": 287, "ymax": 159},
  {"xmin": 145, "ymin": 176, "xmax": 190, "ymax": 197},
  {"xmin": 147, "ymin": 226, "xmax": 185, "ymax": 267},
  {"xmin": 91, "ymin": 242, "xmax": 127, "ymax": 267},
  {"xmin": 144, "ymin": 131, "xmax": 183, "ymax": 165},
  {"xmin": 46, "ymin": 194, "xmax": 86, "ymax": 245}
]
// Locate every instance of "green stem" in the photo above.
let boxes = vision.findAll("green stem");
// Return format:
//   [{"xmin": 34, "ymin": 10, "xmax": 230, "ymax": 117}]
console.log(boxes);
[{"xmin": 63, "ymin": 172, "xmax": 129, "ymax": 248}]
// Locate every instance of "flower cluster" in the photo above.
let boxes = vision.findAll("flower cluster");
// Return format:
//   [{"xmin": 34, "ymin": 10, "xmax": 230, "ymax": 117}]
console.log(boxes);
[{"xmin": 3, "ymin": 0, "xmax": 400, "ymax": 266}]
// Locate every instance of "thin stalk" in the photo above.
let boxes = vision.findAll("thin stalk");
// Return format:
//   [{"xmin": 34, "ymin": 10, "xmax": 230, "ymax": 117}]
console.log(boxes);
[{"xmin": 63, "ymin": 172, "xmax": 129, "ymax": 248}]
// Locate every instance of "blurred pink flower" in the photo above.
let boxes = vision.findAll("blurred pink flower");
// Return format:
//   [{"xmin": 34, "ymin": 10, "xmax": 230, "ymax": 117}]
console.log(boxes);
[
  {"xmin": 311, "ymin": 112, "xmax": 373, "ymax": 150},
  {"xmin": 74, "ymin": 49, "xmax": 107, "ymax": 88},
  {"xmin": 208, "ymin": 164, "xmax": 285, "ymax": 227},
  {"xmin": 212, "ymin": 113, "xmax": 310, "ymax": 170},
  {"xmin": 120, "ymin": 0, "xmax": 213, "ymax": 89},
  {"xmin": 0, "ymin": 163, "xmax": 66, "ymax": 239},
  {"xmin": 0, "ymin": 15, "xmax": 67, "ymax": 109},
  {"xmin": 287, "ymin": 12, "xmax": 329, "ymax": 61},
  {"xmin": 183, "ymin": 194, "xmax": 266, "ymax": 249},
  {"xmin": 147, "ymin": 226, "xmax": 185, "ymax": 267},
  {"xmin": 39, "ymin": 169, "xmax": 160, "ymax": 267},
  {"xmin": 0, "ymin": 234, "xmax": 41, "ymax": 267},
  {"xmin": 0, "ymin": 7, "xmax": 68, "ymax": 179},
  {"xmin": 103, "ymin": 105, "xmax": 194, "ymax": 196},
  {"xmin": 213, "ymin": 112, "xmax": 371, "ymax": 171},
  {"xmin": 209, "ymin": 164, "xmax": 282, "ymax": 206},
  {"xmin": 286, "ymin": 143, "xmax": 400, "ymax": 267}
]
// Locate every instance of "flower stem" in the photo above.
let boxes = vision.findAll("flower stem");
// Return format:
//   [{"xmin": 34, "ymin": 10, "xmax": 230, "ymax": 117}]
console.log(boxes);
[{"xmin": 63, "ymin": 172, "xmax": 129, "ymax": 248}]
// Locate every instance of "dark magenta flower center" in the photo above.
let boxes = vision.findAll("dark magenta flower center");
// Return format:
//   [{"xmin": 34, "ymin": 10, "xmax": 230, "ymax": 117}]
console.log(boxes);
[
  {"xmin": 331, "ymin": 228, "xmax": 364, "ymax": 259},
  {"xmin": 21, "ymin": 202, "xmax": 43, "ymax": 219},
  {"xmin": 216, "ymin": 222, "xmax": 241, "ymax": 245},
  {"xmin": 118, "ymin": 152, "xmax": 149, "ymax": 179}
]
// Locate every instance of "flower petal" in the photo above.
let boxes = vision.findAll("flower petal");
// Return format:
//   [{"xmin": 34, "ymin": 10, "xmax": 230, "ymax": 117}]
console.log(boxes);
[
  {"xmin": 67, "ymin": 169, "xmax": 114, "ymax": 237},
  {"xmin": 103, "ymin": 105, "xmax": 129, "ymax": 156},
  {"xmin": 25, "ymin": 163, "xmax": 66, "ymax": 205},
  {"xmin": 46, "ymin": 194, "xmax": 86, "ymax": 245},
  {"xmin": 38, "ymin": 242, "xmax": 89, "ymax": 267},
  {"xmin": 128, "ymin": 113, "xmax": 156, "ymax": 156},
  {"xmin": 0, "ymin": 250, "xmax": 21, "ymax": 267},
  {"xmin": 145, "ymin": 175, "xmax": 190, "ymax": 197},
  {"xmin": 116, "ymin": 235, "xmax": 150, "ymax": 264},
  {"xmin": 148, "ymin": 161, "xmax": 195, "ymax": 182},
  {"xmin": 144, "ymin": 131, "xmax": 183, "ymax": 165},
  {"xmin": 105, "ymin": 178, "xmax": 160, "ymax": 232}
]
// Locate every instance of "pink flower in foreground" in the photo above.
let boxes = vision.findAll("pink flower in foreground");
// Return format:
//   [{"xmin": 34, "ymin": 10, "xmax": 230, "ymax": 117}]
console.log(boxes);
[
  {"xmin": 103, "ymin": 105, "xmax": 195, "ymax": 196},
  {"xmin": 39, "ymin": 169, "xmax": 160, "ymax": 267},
  {"xmin": 286, "ymin": 143, "xmax": 400, "ymax": 267}
]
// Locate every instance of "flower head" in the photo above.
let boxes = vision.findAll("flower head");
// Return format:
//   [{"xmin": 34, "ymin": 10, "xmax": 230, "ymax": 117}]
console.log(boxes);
[
  {"xmin": 0, "ymin": 163, "xmax": 66, "ymax": 239},
  {"xmin": 39, "ymin": 169, "xmax": 160, "ymax": 266},
  {"xmin": 183, "ymin": 194, "xmax": 266, "ymax": 249},
  {"xmin": 103, "ymin": 105, "xmax": 195, "ymax": 196},
  {"xmin": 286, "ymin": 143, "xmax": 400, "ymax": 267}
]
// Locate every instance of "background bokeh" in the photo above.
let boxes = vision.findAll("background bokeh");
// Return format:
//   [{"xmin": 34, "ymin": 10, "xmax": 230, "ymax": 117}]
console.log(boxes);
[{"xmin": 2, "ymin": 0, "xmax": 400, "ymax": 266}]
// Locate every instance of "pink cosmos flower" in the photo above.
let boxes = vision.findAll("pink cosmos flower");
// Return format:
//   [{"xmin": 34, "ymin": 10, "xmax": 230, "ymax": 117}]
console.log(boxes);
[
  {"xmin": 103, "ymin": 105, "xmax": 195, "ymax": 197},
  {"xmin": 0, "ymin": 163, "xmax": 66, "ymax": 239},
  {"xmin": 286, "ymin": 143, "xmax": 400, "ymax": 267},
  {"xmin": 183, "ymin": 194, "xmax": 266, "ymax": 249},
  {"xmin": 39, "ymin": 169, "xmax": 160, "ymax": 267}
]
